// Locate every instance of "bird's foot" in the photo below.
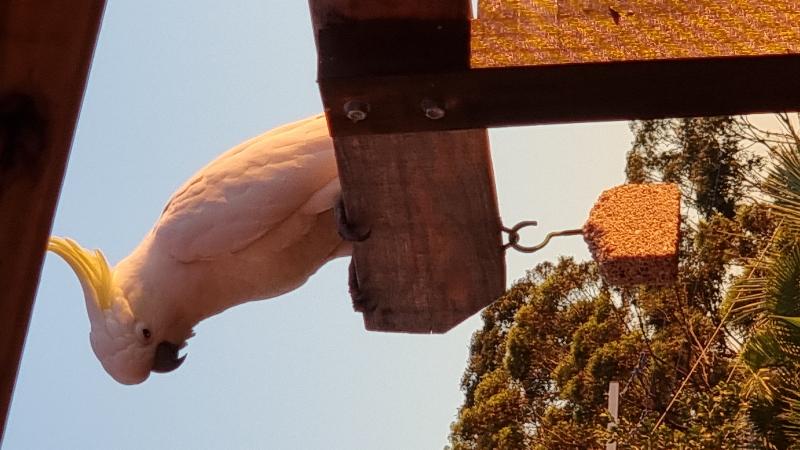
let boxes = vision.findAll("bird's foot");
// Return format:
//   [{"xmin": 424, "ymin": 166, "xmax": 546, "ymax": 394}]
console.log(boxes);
[
  {"xmin": 349, "ymin": 259, "xmax": 376, "ymax": 313},
  {"xmin": 335, "ymin": 197, "xmax": 370, "ymax": 242}
]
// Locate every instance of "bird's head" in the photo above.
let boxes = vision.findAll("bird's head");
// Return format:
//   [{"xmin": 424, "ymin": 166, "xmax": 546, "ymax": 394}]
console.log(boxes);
[{"xmin": 47, "ymin": 237, "xmax": 187, "ymax": 384}]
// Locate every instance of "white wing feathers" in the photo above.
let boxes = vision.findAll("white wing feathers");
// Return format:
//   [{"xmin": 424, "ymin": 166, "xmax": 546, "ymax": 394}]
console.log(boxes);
[{"xmin": 153, "ymin": 115, "xmax": 339, "ymax": 262}]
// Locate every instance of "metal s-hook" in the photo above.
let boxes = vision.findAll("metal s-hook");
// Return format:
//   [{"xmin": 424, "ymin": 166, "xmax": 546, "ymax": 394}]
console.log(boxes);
[{"xmin": 502, "ymin": 221, "xmax": 583, "ymax": 253}]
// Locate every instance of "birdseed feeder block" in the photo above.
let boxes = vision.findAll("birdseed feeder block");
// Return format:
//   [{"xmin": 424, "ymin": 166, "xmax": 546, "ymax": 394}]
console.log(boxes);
[
  {"xmin": 584, "ymin": 183, "xmax": 681, "ymax": 286},
  {"xmin": 506, "ymin": 183, "xmax": 681, "ymax": 287}
]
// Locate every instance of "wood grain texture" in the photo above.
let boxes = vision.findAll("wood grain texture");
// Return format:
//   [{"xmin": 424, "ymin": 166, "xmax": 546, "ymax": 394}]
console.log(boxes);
[
  {"xmin": 313, "ymin": 0, "xmax": 799, "ymax": 136},
  {"xmin": 310, "ymin": 0, "xmax": 505, "ymax": 332},
  {"xmin": 320, "ymin": 53, "xmax": 800, "ymax": 136},
  {"xmin": 0, "ymin": 0, "xmax": 105, "ymax": 442},
  {"xmin": 473, "ymin": 0, "xmax": 800, "ymax": 68},
  {"xmin": 334, "ymin": 130, "xmax": 505, "ymax": 333}
]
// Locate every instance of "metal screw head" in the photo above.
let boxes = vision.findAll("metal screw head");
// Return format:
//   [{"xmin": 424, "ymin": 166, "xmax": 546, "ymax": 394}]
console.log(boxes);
[
  {"xmin": 343, "ymin": 100, "xmax": 369, "ymax": 123},
  {"xmin": 421, "ymin": 99, "xmax": 445, "ymax": 120}
]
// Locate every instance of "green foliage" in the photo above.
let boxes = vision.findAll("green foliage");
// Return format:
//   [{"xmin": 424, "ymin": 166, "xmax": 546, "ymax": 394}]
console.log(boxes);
[
  {"xmin": 450, "ymin": 259, "xmax": 629, "ymax": 449},
  {"xmin": 448, "ymin": 116, "xmax": 785, "ymax": 449},
  {"xmin": 724, "ymin": 114, "xmax": 800, "ymax": 448},
  {"xmin": 600, "ymin": 381, "xmax": 755, "ymax": 449},
  {"xmin": 459, "ymin": 282, "xmax": 530, "ymax": 408},
  {"xmin": 626, "ymin": 117, "xmax": 763, "ymax": 219},
  {"xmin": 449, "ymin": 368, "xmax": 529, "ymax": 450}
]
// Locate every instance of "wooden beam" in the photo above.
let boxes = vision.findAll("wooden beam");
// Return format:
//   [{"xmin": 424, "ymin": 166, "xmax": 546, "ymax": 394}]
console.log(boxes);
[
  {"xmin": 321, "ymin": 53, "xmax": 800, "ymax": 136},
  {"xmin": 0, "ymin": 0, "xmax": 105, "ymax": 442},
  {"xmin": 334, "ymin": 131, "xmax": 505, "ymax": 333},
  {"xmin": 312, "ymin": 1, "xmax": 471, "ymax": 79},
  {"xmin": 317, "ymin": 18, "xmax": 470, "ymax": 78},
  {"xmin": 310, "ymin": 0, "xmax": 506, "ymax": 333},
  {"xmin": 315, "ymin": 0, "xmax": 800, "ymax": 136}
]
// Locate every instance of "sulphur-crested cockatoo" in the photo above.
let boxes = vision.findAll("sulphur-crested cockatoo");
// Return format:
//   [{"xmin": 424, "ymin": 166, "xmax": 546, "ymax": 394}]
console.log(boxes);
[{"xmin": 48, "ymin": 114, "xmax": 367, "ymax": 384}]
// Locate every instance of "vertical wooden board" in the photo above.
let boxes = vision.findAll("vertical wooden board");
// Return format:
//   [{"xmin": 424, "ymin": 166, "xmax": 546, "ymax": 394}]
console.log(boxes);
[
  {"xmin": 0, "ymin": 0, "xmax": 106, "ymax": 442},
  {"xmin": 334, "ymin": 130, "xmax": 505, "ymax": 333},
  {"xmin": 310, "ymin": 0, "xmax": 503, "ymax": 332}
]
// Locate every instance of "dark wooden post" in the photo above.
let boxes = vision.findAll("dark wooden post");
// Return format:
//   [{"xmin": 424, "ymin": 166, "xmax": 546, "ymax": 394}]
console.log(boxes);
[{"xmin": 0, "ymin": 1, "xmax": 106, "ymax": 442}]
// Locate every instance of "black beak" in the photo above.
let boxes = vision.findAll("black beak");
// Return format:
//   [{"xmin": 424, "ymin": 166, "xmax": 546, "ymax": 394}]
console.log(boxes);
[{"xmin": 151, "ymin": 341, "xmax": 186, "ymax": 373}]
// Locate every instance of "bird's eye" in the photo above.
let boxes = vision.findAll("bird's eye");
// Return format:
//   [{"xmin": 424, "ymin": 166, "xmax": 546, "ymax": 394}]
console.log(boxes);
[{"xmin": 135, "ymin": 322, "xmax": 152, "ymax": 343}]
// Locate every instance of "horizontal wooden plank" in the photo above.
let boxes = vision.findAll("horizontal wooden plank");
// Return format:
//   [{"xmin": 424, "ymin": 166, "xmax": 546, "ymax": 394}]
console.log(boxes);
[
  {"xmin": 0, "ymin": 0, "xmax": 106, "ymax": 442},
  {"xmin": 473, "ymin": 0, "xmax": 800, "ymax": 68},
  {"xmin": 319, "ymin": 53, "xmax": 800, "ymax": 136},
  {"xmin": 313, "ymin": 0, "xmax": 799, "ymax": 136},
  {"xmin": 334, "ymin": 131, "xmax": 505, "ymax": 333}
]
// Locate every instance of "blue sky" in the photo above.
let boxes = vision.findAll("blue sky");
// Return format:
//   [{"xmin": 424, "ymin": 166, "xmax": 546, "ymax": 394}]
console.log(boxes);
[{"xmin": 4, "ymin": 1, "xmax": 632, "ymax": 449}]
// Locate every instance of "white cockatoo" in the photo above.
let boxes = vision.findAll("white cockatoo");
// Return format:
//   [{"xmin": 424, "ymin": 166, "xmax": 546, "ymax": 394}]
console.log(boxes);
[{"xmin": 48, "ymin": 114, "xmax": 367, "ymax": 384}]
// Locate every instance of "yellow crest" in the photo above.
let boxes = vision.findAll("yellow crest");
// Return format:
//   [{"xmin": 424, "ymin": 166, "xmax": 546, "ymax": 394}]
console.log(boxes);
[{"xmin": 47, "ymin": 236, "xmax": 114, "ymax": 311}]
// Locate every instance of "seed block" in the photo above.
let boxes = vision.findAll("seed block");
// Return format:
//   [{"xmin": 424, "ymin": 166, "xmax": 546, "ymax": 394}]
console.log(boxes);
[{"xmin": 583, "ymin": 184, "xmax": 681, "ymax": 286}]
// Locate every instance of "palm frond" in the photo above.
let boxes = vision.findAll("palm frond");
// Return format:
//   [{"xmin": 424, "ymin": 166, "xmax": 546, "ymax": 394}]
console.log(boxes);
[
  {"xmin": 765, "ymin": 248, "xmax": 800, "ymax": 317},
  {"xmin": 764, "ymin": 141, "xmax": 800, "ymax": 231},
  {"xmin": 774, "ymin": 315, "xmax": 800, "ymax": 329}
]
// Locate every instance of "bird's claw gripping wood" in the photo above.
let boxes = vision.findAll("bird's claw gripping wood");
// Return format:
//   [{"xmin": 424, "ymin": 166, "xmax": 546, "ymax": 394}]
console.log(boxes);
[
  {"xmin": 338, "ymin": 195, "xmax": 374, "ymax": 312},
  {"xmin": 335, "ymin": 196, "xmax": 370, "ymax": 242},
  {"xmin": 348, "ymin": 259, "xmax": 375, "ymax": 313}
]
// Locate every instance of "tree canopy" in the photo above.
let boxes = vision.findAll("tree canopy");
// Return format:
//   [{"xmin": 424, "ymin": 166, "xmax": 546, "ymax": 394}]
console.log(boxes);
[{"xmin": 448, "ymin": 115, "xmax": 800, "ymax": 449}]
